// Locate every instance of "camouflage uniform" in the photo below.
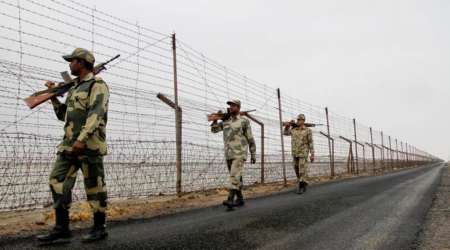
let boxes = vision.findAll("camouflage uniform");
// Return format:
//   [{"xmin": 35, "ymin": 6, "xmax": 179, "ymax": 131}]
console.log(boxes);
[
  {"xmin": 211, "ymin": 100, "xmax": 256, "ymax": 190},
  {"xmin": 50, "ymin": 48, "xmax": 109, "ymax": 213},
  {"xmin": 283, "ymin": 114, "xmax": 315, "ymax": 184}
]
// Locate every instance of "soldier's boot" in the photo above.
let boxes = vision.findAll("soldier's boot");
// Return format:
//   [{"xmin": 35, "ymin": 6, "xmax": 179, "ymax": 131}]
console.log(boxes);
[
  {"xmin": 223, "ymin": 189, "xmax": 237, "ymax": 209},
  {"xmin": 36, "ymin": 209, "xmax": 71, "ymax": 242},
  {"xmin": 233, "ymin": 189, "xmax": 245, "ymax": 207},
  {"xmin": 296, "ymin": 181, "xmax": 302, "ymax": 194},
  {"xmin": 299, "ymin": 182, "xmax": 308, "ymax": 194},
  {"xmin": 81, "ymin": 212, "xmax": 108, "ymax": 243}
]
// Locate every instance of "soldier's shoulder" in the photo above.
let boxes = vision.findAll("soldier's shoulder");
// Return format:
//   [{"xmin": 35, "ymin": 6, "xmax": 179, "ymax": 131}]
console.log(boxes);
[
  {"xmin": 94, "ymin": 77, "xmax": 106, "ymax": 84},
  {"xmin": 239, "ymin": 116, "xmax": 251, "ymax": 124},
  {"xmin": 93, "ymin": 77, "xmax": 109, "ymax": 90},
  {"xmin": 240, "ymin": 115, "xmax": 250, "ymax": 121}
]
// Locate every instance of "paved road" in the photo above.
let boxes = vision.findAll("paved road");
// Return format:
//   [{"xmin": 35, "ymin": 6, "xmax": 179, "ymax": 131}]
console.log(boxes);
[{"xmin": 1, "ymin": 163, "xmax": 444, "ymax": 250}]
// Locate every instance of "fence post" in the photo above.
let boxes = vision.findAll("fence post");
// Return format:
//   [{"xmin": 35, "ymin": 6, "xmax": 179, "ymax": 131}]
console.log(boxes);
[
  {"xmin": 156, "ymin": 93, "xmax": 182, "ymax": 196},
  {"xmin": 353, "ymin": 119, "xmax": 359, "ymax": 175},
  {"xmin": 406, "ymin": 143, "xmax": 409, "ymax": 167},
  {"xmin": 339, "ymin": 136, "xmax": 354, "ymax": 174},
  {"xmin": 414, "ymin": 146, "xmax": 417, "ymax": 166},
  {"xmin": 395, "ymin": 139, "xmax": 399, "ymax": 169},
  {"xmin": 401, "ymin": 141, "xmax": 404, "ymax": 168},
  {"xmin": 245, "ymin": 114, "xmax": 265, "ymax": 184},
  {"xmin": 320, "ymin": 131, "xmax": 335, "ymax": 177},
  {"xmin": 171, "ymin": 34, "xmax": 182, "ymax": 197},
  {"xmin": 277, "ymin": 88, "xmax": 287, "ymax": 186},
  {"xmin": 381, "ymin": 131, "xmax": 385, "ymax": 171},
  {"xmin": 356, "ymin": 142, "xmax": 365, "ymax": 172},
  {"xmin": 370, "ymin": 127, "xmax": 375, "ymax": 173},
  {"xmin": 388, "ymin": 136, "xmax": 392, "ymax": 171},
  {"xmin": 326, "ymin": 107, "xmax": 334, "ymax": 177},
  {"xmin": 362, "ymin": 143, "xmax": 366, "ymax": 172}
]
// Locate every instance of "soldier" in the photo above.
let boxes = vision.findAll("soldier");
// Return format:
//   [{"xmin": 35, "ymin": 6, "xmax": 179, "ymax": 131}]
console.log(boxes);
[
  {"xmin": 211, "ymin": 100, "xmax": 256, "ymax": 208},
  {"xmin": 37, "ymin": 48, "xmax": 109, "ymax": 243},
  {"xmin": 283, "ymin": 114, "xmax": 315, "ymax": 194}
]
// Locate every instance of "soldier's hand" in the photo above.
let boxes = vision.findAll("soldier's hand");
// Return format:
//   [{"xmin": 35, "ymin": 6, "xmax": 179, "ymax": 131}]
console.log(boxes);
[
  {"xmin": 218, "ymin": 110, "xmax": 223, "ymax": 115},
  {"xmin": 45, "ymin": 81, "xmax": 56, "ymax": 89},
  {"xmin": 310, "ymin": 155, "xmax": 315, "ymax": 163},
  {"xmin": 251, "ymin": 157, "xmax": 256, "ymax": 164},
  {"xmin": 290, "ymin": 119, "xmax": 295, "ymax": 123},
  {"xmin": 72, "ymin": 140, "xmax": 86, "ymax": 154}
]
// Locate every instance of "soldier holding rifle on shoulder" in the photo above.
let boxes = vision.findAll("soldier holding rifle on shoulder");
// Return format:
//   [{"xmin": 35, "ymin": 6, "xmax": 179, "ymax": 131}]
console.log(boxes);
[
  {"xmin": 210, "ymin": 100, "xmax": 257, "ymax": 209},
  {"xmin": 37, "ymin": 48, "xmax": 110, "ymax": 243},
  {"xmin": 283, "ymin": 114, "xmax": 315, "ymax": 194}
]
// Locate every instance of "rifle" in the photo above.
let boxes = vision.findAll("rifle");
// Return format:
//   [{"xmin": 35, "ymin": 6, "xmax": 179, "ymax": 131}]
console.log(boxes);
[
  {"xmin": 207, "ymin": 109, "xmax": 256, "ymax": 122},
  {"xmin": 24, "ymin": 54, "xmax": 120, "ymax": 109},
  {"xmin": 283, "ymin": 121, "xmax": 324, "ymax": 128}
]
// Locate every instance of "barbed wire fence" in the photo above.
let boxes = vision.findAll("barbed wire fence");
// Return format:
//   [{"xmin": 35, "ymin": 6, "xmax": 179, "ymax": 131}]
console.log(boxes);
[{"xmin": 0, "ymin": 0, "xmax": 441, "ymax": 212}]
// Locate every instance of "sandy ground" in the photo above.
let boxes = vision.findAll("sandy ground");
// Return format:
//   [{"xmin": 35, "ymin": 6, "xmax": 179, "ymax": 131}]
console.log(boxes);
[
  {"xmin": 0, "ymin": 167, "xmax": 412, "ymax": 241},
  {"xmin": 420, "ymin": 163, "xmax": 450, "ymax": 250}
]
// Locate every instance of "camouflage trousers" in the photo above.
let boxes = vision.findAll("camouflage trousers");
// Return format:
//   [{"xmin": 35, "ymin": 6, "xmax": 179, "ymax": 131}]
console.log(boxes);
[
  {"xmin": 293, "ymin": 157, "xmax": 308, "ymax": 184},
  {"xmin": 49, "ymin": 152, "xmax": 108, "ymax": 213},
  {"xmin": 226, "ymin": 159, "xmax": 244, "ymax": 190}
]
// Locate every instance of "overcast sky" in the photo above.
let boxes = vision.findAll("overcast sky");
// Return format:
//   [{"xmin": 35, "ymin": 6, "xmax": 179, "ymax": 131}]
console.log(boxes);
[{"xmin": 59, "ymin": 0, "xmax": 450, "ymax": 159}]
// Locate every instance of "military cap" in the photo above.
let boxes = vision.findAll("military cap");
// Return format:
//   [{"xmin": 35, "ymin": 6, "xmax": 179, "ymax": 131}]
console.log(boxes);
[
  {"xmin": 62, "ymin": 48, "xmax": 95, "ymax": 65},
  {"xmin": 297, "ymin": 114, "xmax": 306, "ymax": 120},
  {"xmin": 227, "ymin": 99, "xmax": 241, "ymax": 108}
]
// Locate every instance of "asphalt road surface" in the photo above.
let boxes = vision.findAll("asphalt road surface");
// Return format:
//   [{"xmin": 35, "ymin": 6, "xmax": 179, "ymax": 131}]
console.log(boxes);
[{"xmin": 1, "ymin": 163, "xmax": 444, "ymax": 250}]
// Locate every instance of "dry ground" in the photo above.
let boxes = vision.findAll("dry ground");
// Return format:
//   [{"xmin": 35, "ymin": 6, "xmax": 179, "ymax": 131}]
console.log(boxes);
[{"xmin": 420, "ymin": 163, "xmax": 450, "ymax": 250}]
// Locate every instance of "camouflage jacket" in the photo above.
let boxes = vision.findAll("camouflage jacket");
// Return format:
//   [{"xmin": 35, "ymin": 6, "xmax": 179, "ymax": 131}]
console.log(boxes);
[
  {"xmin": 283, "ymin": 126, "xmax": 315, "ymax": 158},
  {"xmin": 51, "ymin": 73, "xmax": 109, "ymax": 156},
  {"xmin": 211, "ymin": 115, "xmax": 256, "ymax": 161}
]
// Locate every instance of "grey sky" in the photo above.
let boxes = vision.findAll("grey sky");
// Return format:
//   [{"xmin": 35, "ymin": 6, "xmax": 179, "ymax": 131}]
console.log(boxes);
[
  {"xmin": 1, "ymin": 0, "xmax": 445, "ymax": 159},
  {"xmin": 83, "ymin": 0, "xmax": 449, "ymax": 159}
]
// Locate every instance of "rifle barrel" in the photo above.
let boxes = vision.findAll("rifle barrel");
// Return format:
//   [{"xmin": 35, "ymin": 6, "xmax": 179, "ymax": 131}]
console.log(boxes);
[{"xmin": 106, "ymin": 54, "xmax": 120, "ymax": 64}]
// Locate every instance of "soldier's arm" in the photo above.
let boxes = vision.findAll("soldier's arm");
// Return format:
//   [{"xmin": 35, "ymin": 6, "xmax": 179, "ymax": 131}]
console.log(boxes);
[
  {"xmin": 283, "ymin": 126, "xmax": 291, "ymax": 136},
  {"xmin": 77, "ymin": 82, "xmax": 109, "ymax": 143},
  {"xmin": 50, "ymin": 94, "xmax": 68, "ymax": 122},
  {"xmin": 210, "ymin": 120, "xmax": 223, "ymax": 133},
  {"xmin": 244, "ymin": 120, "xmax": 257, "ymax": 159},
  {"xmin": 308, "ymin": 129, "xmax": 315, "ymax": 156}
]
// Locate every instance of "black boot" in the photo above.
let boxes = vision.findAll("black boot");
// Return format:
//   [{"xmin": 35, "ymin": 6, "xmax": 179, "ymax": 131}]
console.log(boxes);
[
  {"xmin": 36, "ymin": 209, "xmax": 71, "ymax": 242},
  {"xmin": 233, "ymin": 189, "xmax": 245, "ymax": 207},
  {"xmin": 223, "ymin": 189, "xmax": 237, "ymax": 209},
  {"xmin": 82, "ymin": 212, "xmax": 108, "ymax": 243},
  {"xmin": 296, "ymin": 181, "xmax": 302, "ymax": 194},
  {"xmin": 298, "ymin": 182, "xmax": 308, "ymax": 194}
]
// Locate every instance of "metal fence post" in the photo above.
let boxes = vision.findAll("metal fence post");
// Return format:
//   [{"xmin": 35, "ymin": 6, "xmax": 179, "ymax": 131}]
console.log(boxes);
[
  {"xmin": 356, "ymin": 141, "xmax": 365, "ymax": 172},
  {"xmin": 326, "ymin": 107, "xmax": 334, "ymax": 177},
  {"xmin": 340, "ymin": 136, "xmax": 354, "ymax": 174},
  {"xmin": 353, "ymin": 119, "xmax": 359, "ymax": 174},
  {"xmin": 172, "ymin": 34, "xmax": 182, "ymax": 197},
  {"xmin": 388, "ymin": 136, "xmax": 392, "ymax": 171},
  {"xmin": 395, "ymin": 139, "xmax": 399, "ymax": 169},
  {"xmin": 370, "ymin": 127, "xmax": 375, "ymax": 172},
  {"xmin": 414, "ymin": 146, "xmax": 417, "ymax": 166},
  {"xmin": 406, "ymin": 143, "xmax": 409, "ymax": 167},
  {"xmin": 381, "ymin": 132, "xmax": 385, "ymax": 171},
  {"xmin": 277, "ymin": 88, "xmax": 287, "ymax": 185},
  {"xmin": 401, "ymin": 141, "xmax": 404, "ymax": 168},
  {"xmin": 156, "ymin": 93, "xmax": 183, "ymax": 196},
  {"xmin": 245, "ymin": 114, "xmax": 265, "ymax": 184},
  {"xmin": 320, "ymin": 131, "xmax": 335, "ymax": 177}
]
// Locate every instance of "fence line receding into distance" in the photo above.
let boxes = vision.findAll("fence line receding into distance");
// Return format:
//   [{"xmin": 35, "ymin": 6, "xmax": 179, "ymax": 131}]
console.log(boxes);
[{"xmin": 0, "ymin": 0, "xmax": 441, "ymax": 212}]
